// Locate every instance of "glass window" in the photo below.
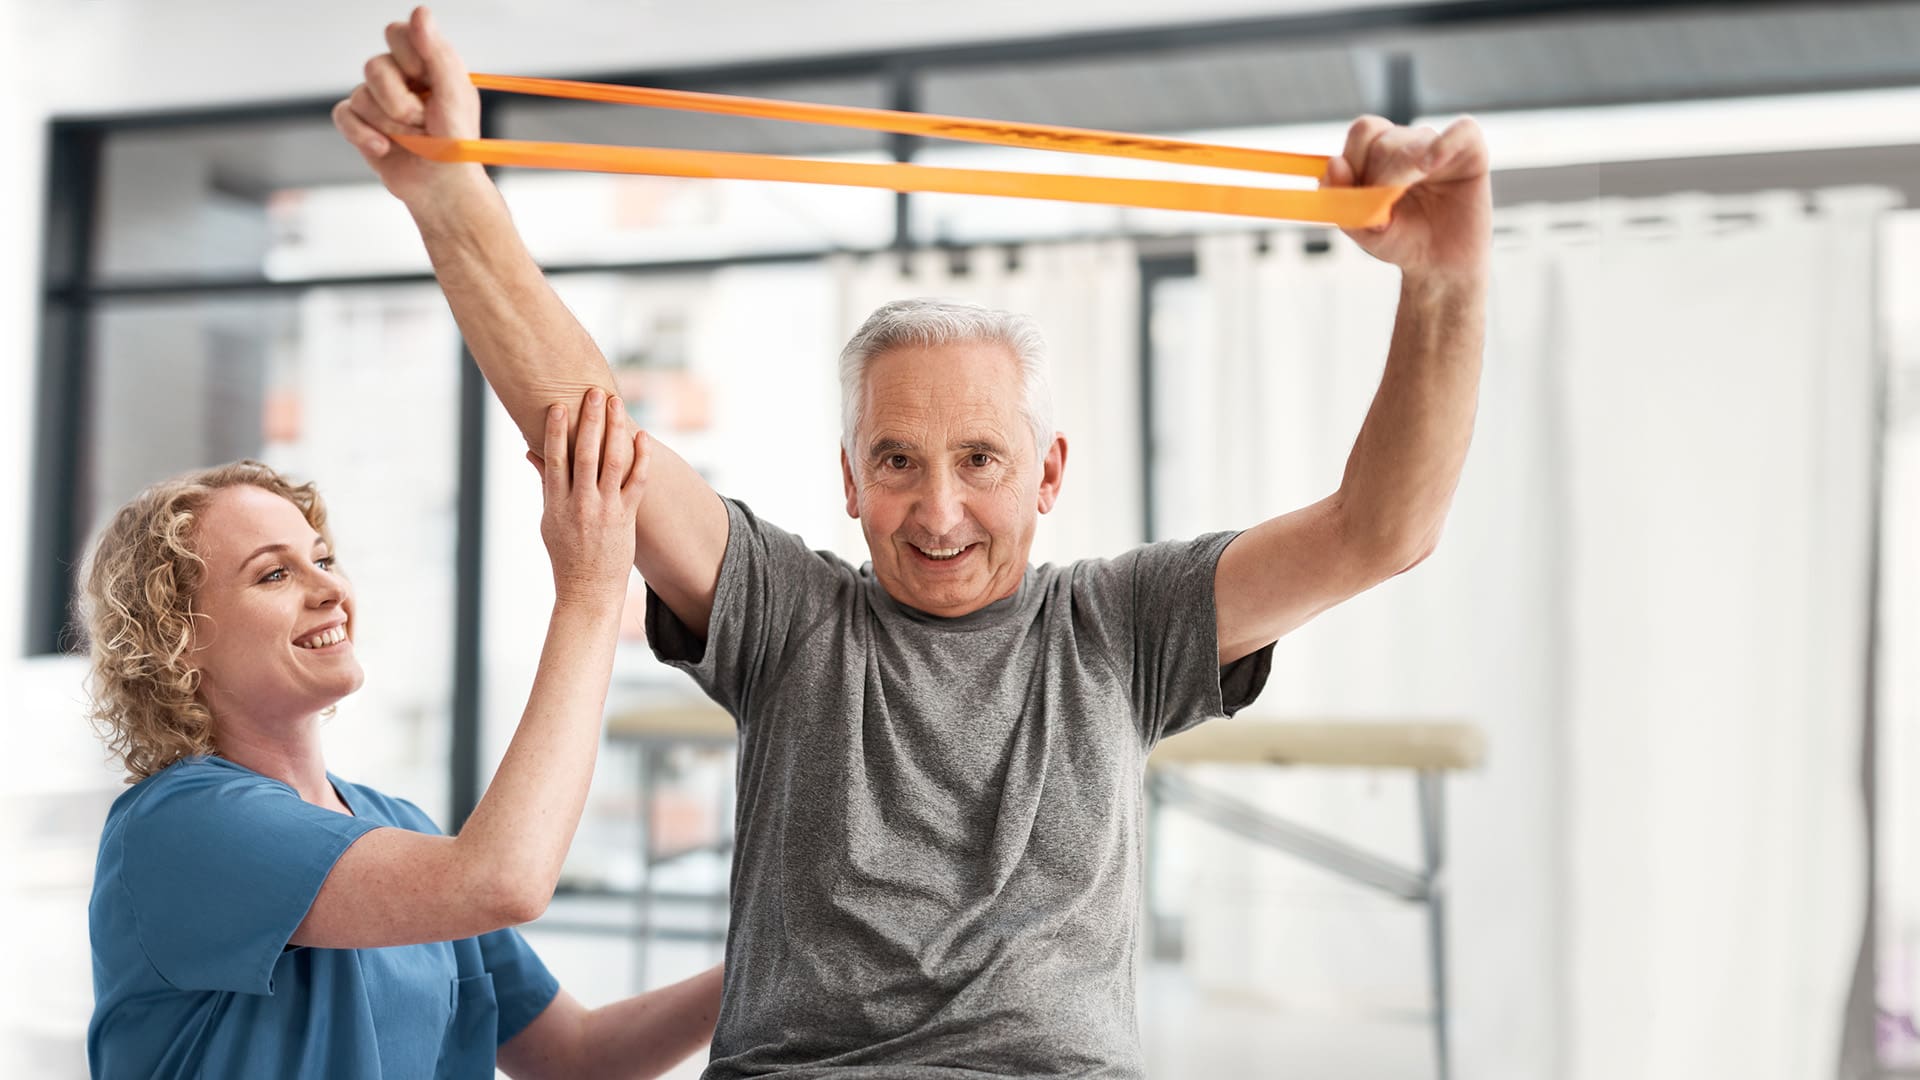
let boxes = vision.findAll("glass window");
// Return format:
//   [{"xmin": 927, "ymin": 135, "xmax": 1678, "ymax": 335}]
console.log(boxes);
[
  {"xmin": 85, "ymin": 286, "xmax": 463, "ymax": 805},
  {"xmin": 495, "ymin": 75, "xmax": 897, "ymax": 265},
  {"xmin": 93, "ymin": 116, "xmax": 429, "ymax": 281}
]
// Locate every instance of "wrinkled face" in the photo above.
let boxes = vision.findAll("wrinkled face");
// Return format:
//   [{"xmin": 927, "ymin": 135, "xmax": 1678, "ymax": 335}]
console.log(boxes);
[
  {"xmin": 841, "ymin": 341, "xmax": 1066, "ymax": 618},
  {"xmin": 188, "ymin": 485, "xmax": 363, "ymax": 732}
]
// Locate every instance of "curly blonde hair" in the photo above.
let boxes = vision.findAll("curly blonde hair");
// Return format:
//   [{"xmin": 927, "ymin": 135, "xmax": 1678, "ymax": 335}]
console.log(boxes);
[{"xmin": 79, "ymin": 460, "xmax": 333, "ymax": 783}]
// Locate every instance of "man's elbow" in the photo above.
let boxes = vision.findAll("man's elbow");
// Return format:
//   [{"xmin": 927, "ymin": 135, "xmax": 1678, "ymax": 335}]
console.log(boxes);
[{"xmin": 1388, "ymin": 524, "xmax": 1446, "ymax": 577}]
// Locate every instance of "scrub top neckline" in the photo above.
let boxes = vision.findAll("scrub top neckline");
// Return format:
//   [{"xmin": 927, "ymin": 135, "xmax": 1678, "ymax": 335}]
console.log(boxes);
[{"xmin": 196, "ymin": 754, "xmax": 360, "ymax": 819}]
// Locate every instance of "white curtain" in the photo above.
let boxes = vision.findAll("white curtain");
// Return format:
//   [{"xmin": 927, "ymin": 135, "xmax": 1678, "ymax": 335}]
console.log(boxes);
[
  {"xmin": 1878, "ymin": 211, "xmax": 1920, "ymax": 1071},
  {"xmin": 1167, "ymin": 188, "xmax": 1893, "ymax": 1080},
  {"xmin": 831, "ymin": 241, "xmax": 1143, "ymax": 565}
]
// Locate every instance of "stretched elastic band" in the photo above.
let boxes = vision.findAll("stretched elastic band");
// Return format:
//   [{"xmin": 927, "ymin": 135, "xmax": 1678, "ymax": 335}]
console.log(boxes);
[{"xmin": 387, "ymin": 73, "xmax": 1404, "ymax": 228}]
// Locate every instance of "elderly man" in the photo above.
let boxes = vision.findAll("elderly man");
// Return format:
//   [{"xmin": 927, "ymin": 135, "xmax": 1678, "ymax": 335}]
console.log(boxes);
[{"xmin": 336, "ymin": 8, "xmax": 1486, "ymax": 1077}]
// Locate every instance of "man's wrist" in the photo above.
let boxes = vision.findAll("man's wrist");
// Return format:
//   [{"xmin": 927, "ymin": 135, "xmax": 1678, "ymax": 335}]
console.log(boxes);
[
  {"xmin": 405, "ymin": 164, "xmax": 501, "ymax": 243},
  {"xmin": 1401, "ymin": 262, "xmax": 1489, "ymax": 304}
]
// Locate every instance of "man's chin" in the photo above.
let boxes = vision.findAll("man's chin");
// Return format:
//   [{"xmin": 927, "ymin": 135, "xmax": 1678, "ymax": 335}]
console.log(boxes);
[{"xmin": 887, "ymin": 576, "xmax": 986, "ymax": 618}]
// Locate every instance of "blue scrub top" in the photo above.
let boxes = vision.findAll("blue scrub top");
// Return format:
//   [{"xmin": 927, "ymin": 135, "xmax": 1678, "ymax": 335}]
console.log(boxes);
[{"xmin": 87, "ymin": 756, "xmax": 561, "ymax": 1080}]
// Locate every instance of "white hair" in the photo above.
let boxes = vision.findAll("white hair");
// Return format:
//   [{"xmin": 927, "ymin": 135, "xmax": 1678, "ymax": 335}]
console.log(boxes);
[{"xmin": 838, "ymin": 297, "xmax": 1054, "ymax": 464}]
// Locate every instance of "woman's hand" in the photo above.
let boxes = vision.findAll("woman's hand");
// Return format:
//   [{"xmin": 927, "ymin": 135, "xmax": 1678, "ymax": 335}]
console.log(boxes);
[{"xmin": 534, "ymin": 389, "xmax": 649, "ymax": 607}]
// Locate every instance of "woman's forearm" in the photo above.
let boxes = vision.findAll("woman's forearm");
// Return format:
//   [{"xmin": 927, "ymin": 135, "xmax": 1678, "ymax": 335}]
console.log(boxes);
[
  {"xmin": 453, "ymin": 596, "xmax": 624, "ymax": 920},
  {"xmin": 579, "ymin": 964, "xmax": 725, "ymax": 1079}
]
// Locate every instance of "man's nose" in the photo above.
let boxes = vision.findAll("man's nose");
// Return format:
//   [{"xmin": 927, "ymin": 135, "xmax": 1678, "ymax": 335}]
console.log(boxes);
[{"xmin": 914, "ymin": 465, "xmax": 967, "ymax": 537}]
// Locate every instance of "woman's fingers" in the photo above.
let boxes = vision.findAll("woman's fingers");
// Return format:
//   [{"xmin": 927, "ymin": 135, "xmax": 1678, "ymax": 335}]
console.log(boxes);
[
  {"xmin": 572, "ymin": 388, "xmax": 605, "ymax": 492},
  {"xmin": 599, "ymin": 395, "xmax": 633, "ymax": 494}
]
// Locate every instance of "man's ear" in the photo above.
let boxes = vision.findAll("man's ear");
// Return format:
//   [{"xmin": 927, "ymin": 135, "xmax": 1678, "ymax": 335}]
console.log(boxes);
[
  {"xmin": 1036, "ymin": 433, "xmax": 1067, "ymax": 514},
  {"xmin": 841, "ymin": 446, "xmax": 861, "ymax": 519}
]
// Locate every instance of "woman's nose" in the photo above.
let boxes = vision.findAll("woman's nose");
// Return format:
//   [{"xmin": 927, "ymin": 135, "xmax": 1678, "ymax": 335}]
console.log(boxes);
[{"xmin": 308, "ymin": 566, "xmax": 346, "ymax": 607}]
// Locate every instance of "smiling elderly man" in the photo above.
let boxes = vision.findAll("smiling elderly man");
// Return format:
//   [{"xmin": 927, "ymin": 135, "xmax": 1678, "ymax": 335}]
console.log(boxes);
[{"xmin": 336, "ymin": 9, "xmax": 1487, "ymax": 1078}]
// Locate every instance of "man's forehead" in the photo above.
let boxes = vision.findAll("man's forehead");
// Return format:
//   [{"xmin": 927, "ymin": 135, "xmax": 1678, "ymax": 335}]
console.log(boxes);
[
  {"xmin": 862, "ymin": 346, "xmax": 1023, "ymax": 405},
  {"xmin": 866, "ymin": 431, "xmax": 1012, "ymax": 454}
]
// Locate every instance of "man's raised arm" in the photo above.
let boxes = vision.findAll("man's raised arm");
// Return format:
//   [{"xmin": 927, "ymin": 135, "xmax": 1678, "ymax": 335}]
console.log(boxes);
[
  {"xmin": 332, "ymin": 6, "xmax": 727, "ymax": 636},
  {"xmin": 1214, "ymin": 115, "xmax": 1490, "ymax": 665}
]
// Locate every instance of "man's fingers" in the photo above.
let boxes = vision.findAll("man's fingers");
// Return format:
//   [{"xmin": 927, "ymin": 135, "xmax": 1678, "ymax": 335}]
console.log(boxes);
[
  {"xmin": 332, "ymin": 99, "xmax": 390, "ymax": 158},
  {"xmin": 411, "ymin": 7, "xmax": 472, "ymax": 89},
  {"xmin": 363, "ymin": 55, "xmax": 426, "ymax": 129},
  {"xmin": 621, "ymin": 431, "xmax": 651, "ymax": 502},
  {"xmin": 542, "ymin": 404, "xmax": 568, "ymax": 493},
  {"xmin": 1340, "ymin": 115, "xmax": 1392, "ymax": 188},
  {"xmin": 1424, "ymin": 116, "xmax": 1489, "ymax": 180},
  {"xmin": 384, "ymin": 20, "xmax": 428, "ymax": 83},
  {"xmin": 1366, "ymin": 127, "xmax": 1439, "ymax": 190},
  {"xmin": 573, "ymin": 388, "xmax": 606, "ymax": 492},
  {"xmin": 347, "ymin": 84, "xmax": 413, "ymax": 139},
  {"xmin": 1321, "ymin": 153, "xmax": 1354, "ymax": 190}
]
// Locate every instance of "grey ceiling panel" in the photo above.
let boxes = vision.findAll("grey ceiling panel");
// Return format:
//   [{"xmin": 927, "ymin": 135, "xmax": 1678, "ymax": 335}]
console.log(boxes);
[
  {"xmin": 919, "ymin": 43, "xmax": 1367, "ymax": 136},
  {"xmin": 1413, "ymin": 2, "xmax": 1920, "ymax": 113}
]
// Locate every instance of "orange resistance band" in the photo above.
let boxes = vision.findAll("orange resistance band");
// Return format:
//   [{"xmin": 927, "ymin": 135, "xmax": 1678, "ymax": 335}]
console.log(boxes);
[{"xmin": 389, "ymin": 74, "xmax": 1405, "ymax": 229}]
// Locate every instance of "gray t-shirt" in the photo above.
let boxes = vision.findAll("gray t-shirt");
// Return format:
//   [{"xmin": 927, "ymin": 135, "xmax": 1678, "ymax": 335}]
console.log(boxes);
[{"xmin": 647, "ymin": 498, "xmax": 1272, "ymax": 1079}]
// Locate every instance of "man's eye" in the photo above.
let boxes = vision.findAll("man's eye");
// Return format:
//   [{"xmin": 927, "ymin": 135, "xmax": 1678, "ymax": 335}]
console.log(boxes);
[
  {"xmin": 886, "ymin": 454, "xmax": 910, "ymax": 470},
  {"xmin": 969, "ymin": 453, "xmax": 993, "ymax": 468}
]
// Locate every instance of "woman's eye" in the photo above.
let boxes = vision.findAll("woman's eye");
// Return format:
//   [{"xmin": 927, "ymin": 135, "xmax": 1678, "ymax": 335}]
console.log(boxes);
[
  {"xmin": 260, "ymin": 567, "xmax": 287, "ymax": 583},
  {"xmin": 316, "ymin": 556, "xmax": 335, "ymax": 572}
]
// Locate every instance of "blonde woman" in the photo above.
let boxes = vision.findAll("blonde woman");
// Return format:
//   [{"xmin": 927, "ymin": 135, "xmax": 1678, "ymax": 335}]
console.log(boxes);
[{"xmin": 82, "ymin": 391, "xmax": 721, "ymax": 1079}]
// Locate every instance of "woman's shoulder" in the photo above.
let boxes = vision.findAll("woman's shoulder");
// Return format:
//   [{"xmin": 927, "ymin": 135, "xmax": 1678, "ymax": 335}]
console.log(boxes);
[
  {"xmin": 329, "ymin": 777, "xmax": 444, "ymax": 835},
  {"xmin": 105, "ymin": 755, "xmax": 269, "ymax": 824}
]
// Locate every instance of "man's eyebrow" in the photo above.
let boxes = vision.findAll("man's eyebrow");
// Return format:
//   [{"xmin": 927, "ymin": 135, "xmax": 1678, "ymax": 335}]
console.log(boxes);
[
  {"xmin": 955, "ymin": 438, "xmax": 1009, "ymax": 455},
  {"xmin": 867, "ymin": 437, "xmax": 918, "ymax": 457}
]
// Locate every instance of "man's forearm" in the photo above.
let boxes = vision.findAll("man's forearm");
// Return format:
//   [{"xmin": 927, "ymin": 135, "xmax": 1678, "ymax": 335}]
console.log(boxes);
[
  {"xmin": 408, "ymin": 169, "xmax": 619, "ymax": 450},
  {"xmin": 1336, "ymin": 268, "xmax": 1485, "ymax": 565},
  {"xmin": 408, "ymin": 173, "xmax": 730, "ymax": 633}
]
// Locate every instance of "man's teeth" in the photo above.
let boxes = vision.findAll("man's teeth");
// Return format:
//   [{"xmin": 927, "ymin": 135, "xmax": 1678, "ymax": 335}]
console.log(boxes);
[
  {"xmin": 918, "ymin": 545, "xmax": 966, "ymax": 560},
  {"xmin": 295, "ymin": 626, "xmax": 347, "ymax": 649}
]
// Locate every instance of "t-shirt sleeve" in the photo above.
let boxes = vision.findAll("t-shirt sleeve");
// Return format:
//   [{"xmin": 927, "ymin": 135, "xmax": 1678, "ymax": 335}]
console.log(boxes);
[
  {"xmin": 476, "ymin": 926, "xmax": 562, "ymax": 1046},
  {"xmin": 1073, "ymin": 531, "xmax": 1275, "ymax": 746},
  {"xmin": 361, "ymin": 794, "xmax": 560, "ymax": 1045},
  {"xmin": 120, "ymin": 764, "xmax": 381, "ymax": 995},
  {"xmin": 645, "ymin": 497, "xmax": 854, "ymax": 721}
]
